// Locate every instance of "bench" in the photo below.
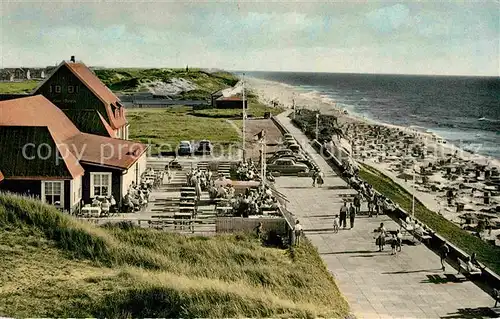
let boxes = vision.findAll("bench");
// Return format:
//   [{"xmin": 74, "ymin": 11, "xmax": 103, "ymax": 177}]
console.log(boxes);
[
  {"xmin": 413, "ymin": 230, "xmax": 432, "ymax": 245},
  {"xmin": 458, "ymin": 258, "xmax": 482, "ymax": 277}
]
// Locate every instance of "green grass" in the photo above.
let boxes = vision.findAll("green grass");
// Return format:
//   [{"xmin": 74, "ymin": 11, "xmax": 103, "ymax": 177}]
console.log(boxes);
[
  {"xmin": 193, "ymin": 97, "xmax": 284, "ymax": 118},
  {"xmin": 359, "ymin": 164, "xmax": 500, "ymax": 274},
  {"xmin": 0, "ymin": 80, "xmax": 40, "ymax": 93},
  {"xmin": 127, "ymin": 106, "xmax": 241, "ymax": 155},
  {"xmin": 0, "ymin": 193, "xmax": 350, "ymax": 318},
  {"xmin": 94, "ymin": 68, "xmax": 238, "ymax": 98}
]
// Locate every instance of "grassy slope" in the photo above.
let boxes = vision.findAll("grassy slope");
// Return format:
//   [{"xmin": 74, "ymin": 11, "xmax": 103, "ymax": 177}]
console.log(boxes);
[
  {"xmin": 94, "ymin": 68, "xmax": 239, "ymax": 98},
  {"xmin": 0, "ymin": 80, "xmax": 39, "ymax": 93},
  {"xmin": 0, "ymin": 193, "xmax": 349, "ymax": 318},
  {"xmin": 359, "ymin": 164, "xmax": 500, "ymax": 274}
]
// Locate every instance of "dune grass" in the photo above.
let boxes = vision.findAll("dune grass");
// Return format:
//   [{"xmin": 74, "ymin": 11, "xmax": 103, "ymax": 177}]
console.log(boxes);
[
  {"xmin": 0, "ymin": 193, "xmax": 350, "ymax": 318},
  {"xmin": 127, "ymin": 106, "xmax": 241, "ymax": 155},
  {"xmin": 94, "ymin": 68, "xmax": 238, "ymax": 97},
  {"xmin": 0, "ymin": 80, "xmax": 40, "ymax": 93},
  {"xmin": 359, "ymin": 164, "xmax": 500, "ymax": 274}
]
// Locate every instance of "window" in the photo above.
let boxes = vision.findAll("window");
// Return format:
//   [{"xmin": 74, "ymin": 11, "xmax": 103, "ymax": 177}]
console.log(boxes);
[
  {"xmin": 55, "ymin": 85, "xmax": 61, "ymax": 93},
  {"xmin": 90, "ymin": 173, "xmax": 112, "ymax": 198},
  {"xmin": 42, "ymin": 181, "xmax": 64, "ymax": 208},
  {"xmin": 68, "ymin": 85, "xmax": 74, "ymax": 93}
]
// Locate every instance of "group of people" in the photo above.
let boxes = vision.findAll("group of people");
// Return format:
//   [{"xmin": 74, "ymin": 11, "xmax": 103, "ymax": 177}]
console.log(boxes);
[
  {"xmin": 235, "ymin": 160, "xmax": 261, "ymax": 181},
  {"xmin": 311, "ymin": 169, "xmax": 324, "ymax": 187},
  {"xmin": 187, "ymin": 168, "xmax": 213, "ymax": 201},
  {"xmin": 372, "ymin": 222, "xmax": 403, "ymax": 254},
  {"xmin": 216, "ymin": 182, "xmax": 281, "ymax": 217},
  {"xmin": 233, "ymin": 184, "xmax": 281, "ymax": 217},
  {"xmin": 123, "ymin": 181, "xmax": 150, "ymax": 212}
]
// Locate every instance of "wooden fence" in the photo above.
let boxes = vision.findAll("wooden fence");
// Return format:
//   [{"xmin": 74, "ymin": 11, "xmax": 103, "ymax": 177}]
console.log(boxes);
[{"xmin": 216, "ymin": 217, "xmax": 288, "ymax": 235}]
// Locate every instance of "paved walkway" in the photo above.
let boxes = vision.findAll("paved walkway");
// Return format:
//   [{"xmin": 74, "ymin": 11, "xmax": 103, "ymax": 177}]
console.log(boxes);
[{"xmin": 275, "ymin": 112, "xmax": 496, "ymax": 319}]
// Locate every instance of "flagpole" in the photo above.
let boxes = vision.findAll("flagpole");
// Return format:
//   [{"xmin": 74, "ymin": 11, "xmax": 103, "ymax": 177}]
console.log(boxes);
[
  {"xmin": 242, "ymin": 73, "xmax": 246, "ymax": 161},
  {"xmin": 261, "ymin": 137, "xmax": 267, "ymax": 182},
  {"xmin": 263, "ymin": 137, "xmax": 267, "ymax": 181},
  {"xmin": 412, "ymin": 165, "xmax": 415, "ymax": 217}
]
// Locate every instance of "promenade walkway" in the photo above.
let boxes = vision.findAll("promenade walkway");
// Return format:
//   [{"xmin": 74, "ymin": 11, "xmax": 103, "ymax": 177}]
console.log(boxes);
[{"xmin": 274, "ymin": 112, "xmax": 495, "ymax": 319}]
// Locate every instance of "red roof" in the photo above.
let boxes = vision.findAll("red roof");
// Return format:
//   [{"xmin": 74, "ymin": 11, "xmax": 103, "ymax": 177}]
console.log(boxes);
[
  {"xmin": 64, "ymin": 133, "xmax": 147, "ymax": 169},
  {"xmin": 0, "ymin": 95, "xmax": 80, "ymax": 141},
  {"xmin": 97, "ymin": 111, "xmax": 117, "ymax": 138},
  {"xmin": 64, "ymin": 62, "xmax": 127, "ymax": 130},
  {"xmin": 0, "ymin": 95, "xmax": 146, "ymax": 177},
  {"xmin": 0, "ymin": 170, "xmax": 4, "ymax": 182},
  {"xmin": 217, "ymin": 96, "xmax": 243, "ymax": 101},
  {"xmin": 0, "ymin": 95, "xmax": 84, "ymax": 179}
]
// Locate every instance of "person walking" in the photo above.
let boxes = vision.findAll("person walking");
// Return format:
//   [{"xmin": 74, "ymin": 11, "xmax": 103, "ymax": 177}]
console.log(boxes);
[
  {"xmin": 396, "ymin": 229, "xmax": 403, "ymax": 252},
  {"xmin": 312, "ymin": 169, "xmax": 318, "ymax": 187},
  {"xmin": 375, "ymin": 195, "xmax": 382, "ymax": 217},
  {"xmin": 439, "ymin": 242, "xmax": 449, "ymax": 271},
  {"xmin": 367, "ymin": 196, "xmax": 374, "ymax": 217},
  {"xmin": 375, "ymin": 222, "xmax": 387, "ymax": 252},
  {"xmin": 391, "ymin": 234, "xmax": 397, "ymax": 255},
  {"xmin": 349, "ymin": 203, "xmax": 356, "ymax": 229},
  {"xmin": 333, "ymin": 214, "xmax": 339, "ymax": 233},
  {"xmin": 354, "ymin": 193, "xmax": 362, "ymax": 214},
  {"xmin": 294, "ymin": 220, "xmax": 303, "ymax": 245},
  {"xmin": 339, "ymin": 202, "xmax": 348, "ymax": 229},
  {"xmin": 317, "ymin": 170, "xmax": 324, "ymax": 187}
]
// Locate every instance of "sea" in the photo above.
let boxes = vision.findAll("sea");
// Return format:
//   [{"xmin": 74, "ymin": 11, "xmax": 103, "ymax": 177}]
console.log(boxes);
[{"xmin": 245, "ymin": 71, "xmax": 500, "ymax": 160}]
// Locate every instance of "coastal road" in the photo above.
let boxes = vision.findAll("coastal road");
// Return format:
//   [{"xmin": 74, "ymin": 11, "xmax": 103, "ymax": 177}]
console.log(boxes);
[{"xmin": 274, "ymin": 111, "xmax": 496, "ymax": 319}]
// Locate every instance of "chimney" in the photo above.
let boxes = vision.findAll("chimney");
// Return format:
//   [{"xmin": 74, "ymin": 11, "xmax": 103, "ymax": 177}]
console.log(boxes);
[{"xmin": 70, "ymin": 56, "xmax": 75, "ymax": 63}]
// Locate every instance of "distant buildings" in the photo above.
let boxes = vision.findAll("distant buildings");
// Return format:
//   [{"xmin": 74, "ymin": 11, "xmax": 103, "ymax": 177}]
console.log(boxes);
[
  {"xmin": 0, "ymin": 67, "xmax": 46, "ymax": 81},
  {"xmin": 0, "ymin": 57, "xmax": 146, "ymax": 212},
  {"xmin": 211, "ymin": 89, "xmax": 247, "ymax": 109}
]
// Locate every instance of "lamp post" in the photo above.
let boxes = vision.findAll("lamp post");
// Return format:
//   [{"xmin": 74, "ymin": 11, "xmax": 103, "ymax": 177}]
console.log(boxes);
[
  {"xmin": 242, "ymin": 73, "xmax": 246, "ymax": 161},
  {"xmin": 292, "ymin": 93, "xmax": 296, "ymax": 119},
  {"xmin": 315, "ymin": 113, "xmax": 319, "ymax": 141}
]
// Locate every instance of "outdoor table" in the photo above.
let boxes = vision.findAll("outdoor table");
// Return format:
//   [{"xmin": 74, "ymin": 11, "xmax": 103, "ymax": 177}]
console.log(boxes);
[
  {"xmin": 181, "ymin": 191, "xmax": 196, "ymax": 196},
  {"xmin": 174, "ymin": 212, "xmax": 192, "ymax": 219},
  {"xmin": 81, "ymin": 206, "xmax": 101, "ymax": 218},
  {"xmin": 216, "ymin": 206, "xmax": 233, "ymax": 216}
]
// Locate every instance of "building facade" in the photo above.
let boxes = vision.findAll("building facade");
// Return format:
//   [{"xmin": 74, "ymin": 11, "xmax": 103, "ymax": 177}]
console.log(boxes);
[
  {"xmin": 33, "ymin": 57, "xmax": 129, "ymax": 139},
  {"xmin": 0, "ymin": 96, "xmax": 147, "ymax": 212}
]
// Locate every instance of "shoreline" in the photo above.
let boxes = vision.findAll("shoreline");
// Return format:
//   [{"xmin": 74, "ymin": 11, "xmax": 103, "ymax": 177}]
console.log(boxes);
[
  {"xmin": 248, "ymin": 76, "xmax": 500, "ymax": 241},
  {"xmin": 247, "ymin": 76, "xmax": 500, "ymax": 168}
]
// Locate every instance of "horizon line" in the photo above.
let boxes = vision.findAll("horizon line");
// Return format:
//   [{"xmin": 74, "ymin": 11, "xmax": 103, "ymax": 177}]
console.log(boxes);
[
  {"xmin": 0, "ymin": 64, "xmax": 498, "ymax": 78},
  {"xmin": 233, "ymin": 70, "xmax": 500, "ymax": 78}
]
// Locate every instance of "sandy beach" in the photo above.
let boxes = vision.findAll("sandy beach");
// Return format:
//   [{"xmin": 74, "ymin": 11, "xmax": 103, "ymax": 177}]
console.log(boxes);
[{"xmin": 248, "ymin": 76, "xmax": 500, "ymax": 243}]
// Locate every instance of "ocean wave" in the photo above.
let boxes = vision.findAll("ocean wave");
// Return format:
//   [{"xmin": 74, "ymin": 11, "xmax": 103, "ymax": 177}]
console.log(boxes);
[{"xmin": 478, "ymin": 117, "xmax": 500, "ymax": 123}]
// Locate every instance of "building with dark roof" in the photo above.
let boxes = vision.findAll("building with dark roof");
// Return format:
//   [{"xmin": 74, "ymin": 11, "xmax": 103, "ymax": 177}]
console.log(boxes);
[
  {"xmin": 215, "ymin": 95, "xmax": 247, "ymax": 109},
  {"xmin": 0, "ymin": 95, "xmax": 147, "ymax": 212},
  {"xmin": 32, "ymin": 56, "xmax": 129, "ymax": 139}
]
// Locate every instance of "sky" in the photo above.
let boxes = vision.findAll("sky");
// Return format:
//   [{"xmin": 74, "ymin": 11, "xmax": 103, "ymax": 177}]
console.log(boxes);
[{"xmin": 1, "ymin": 0, "xmax": 499, "ymax": 76}]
